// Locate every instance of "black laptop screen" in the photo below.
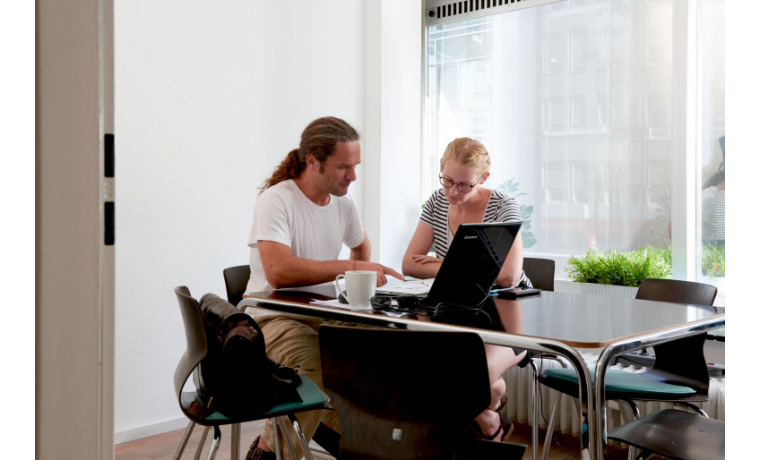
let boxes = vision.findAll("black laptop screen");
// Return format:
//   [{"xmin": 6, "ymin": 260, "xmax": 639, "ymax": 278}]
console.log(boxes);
[{"xmin": 424, "ymin": 222, "xmax": 522, "ymax": 307}]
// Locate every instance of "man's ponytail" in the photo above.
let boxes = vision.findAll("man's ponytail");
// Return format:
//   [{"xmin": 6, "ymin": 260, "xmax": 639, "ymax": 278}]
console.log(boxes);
[{"xmin": 258, "ymin": 149, "xmax": 304, "ymax": 194}]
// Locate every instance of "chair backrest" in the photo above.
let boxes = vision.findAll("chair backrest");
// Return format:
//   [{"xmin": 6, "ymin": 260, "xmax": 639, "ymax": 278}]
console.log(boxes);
[
  {"xmin": 319, "ymin": 326, "xmax": 491, "ymax": 460},
  {"xmin": 634, "ymin": 279, "xmax": 716, "ymax": 399},
  {"xmin": 608, "ymin": 409, "xmax": 725, "ymax": 460},
  {"xmin": 635, "ymin": 278, "xmax": 717, "ymax": 306},
  {"xmin": 173, "ymin": 286, "xmax": 209, "ymax": 402},
  {"xmin": 522, "ymin": 257, "xmax": 555, "ymax": 291},
  {"xmin": 223, "ymin": 265, "xmax": 251, "ymax": 307}
]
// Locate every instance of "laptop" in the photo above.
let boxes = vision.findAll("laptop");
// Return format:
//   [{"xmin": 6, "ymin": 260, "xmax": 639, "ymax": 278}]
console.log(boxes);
[{"xmin": 421, "ymin": 221, "xmax": 522, "ymax": 307}]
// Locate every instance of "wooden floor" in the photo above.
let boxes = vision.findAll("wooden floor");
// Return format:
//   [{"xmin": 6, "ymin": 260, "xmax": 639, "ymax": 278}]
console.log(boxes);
[{"xmin": 115, "ymin": 421, "xmax": 638, "ymax": 460}]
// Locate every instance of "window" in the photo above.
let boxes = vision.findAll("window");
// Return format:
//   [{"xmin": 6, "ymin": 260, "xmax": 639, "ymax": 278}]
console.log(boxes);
[
  {"xmin": 695, "ymin": 0, "xmax": 725, "ymax": 294},
  {"xmin": 423, "ymin": 0, "xmax": 725, "ymax": 299}
]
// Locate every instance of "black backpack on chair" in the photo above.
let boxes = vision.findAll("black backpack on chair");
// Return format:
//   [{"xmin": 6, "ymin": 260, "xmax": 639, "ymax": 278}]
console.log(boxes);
[{"xmin": 192, "ymin": 293, "xmax": 302, "ymax": 419}]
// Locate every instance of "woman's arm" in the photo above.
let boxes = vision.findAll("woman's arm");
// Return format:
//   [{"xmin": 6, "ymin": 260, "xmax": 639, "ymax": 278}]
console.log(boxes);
[
  {"xmin": 495, "ymin": 231, "xmax": 524, "ymax": 287},
  {"xmin": 402, "ymin": 221, "xmax": 442, "ymax": 279}
]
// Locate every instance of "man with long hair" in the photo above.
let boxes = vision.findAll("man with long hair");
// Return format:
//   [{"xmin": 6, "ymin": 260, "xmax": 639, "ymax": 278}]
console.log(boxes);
[{"xmin": 245, "ymin": 116, "xmax": 402, "ymax": 459}]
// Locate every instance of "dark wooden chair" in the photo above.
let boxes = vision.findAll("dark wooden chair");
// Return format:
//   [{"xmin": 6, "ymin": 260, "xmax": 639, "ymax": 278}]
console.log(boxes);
[
  {"xmin": 222, "ymin": 265, "xmax": 251, "ymax": 307},
  {"xmin": 319, "ymin": 325, "xmax": 527, "ymax": 460},
  {"xmin": 537, "ymin": 278, "xmax": 718, "ymax": 459},
  {"xmin": 635, "ymin": 278, "xmax": 717, "ymax": 306},
  {"xmin": 522, "ymin": 257, "xmax": 555, "ymax": 291},
  {"xmin": 223, "ymin": 264, "xmax": 343, "ymax": 456},
  {"xmin": 608, "ymin": 409, "xmax": 725, "ymax": 460},
  {"xmin": 173, "ymin": 286, "xmax": 330, "ymax": 460}
]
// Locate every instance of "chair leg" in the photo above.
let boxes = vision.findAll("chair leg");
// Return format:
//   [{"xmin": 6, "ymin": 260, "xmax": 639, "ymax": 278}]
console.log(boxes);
[
  {"xmin": 273, "ymin": 417, "xmax": 282, "ymax": 460},
  {"xmin": 289, "ymin": 414, "xmax": 316, "ymax": 460},
  {"xmin": 676, "ymin": 401, "xmax": 709, "ymax": 417},
  {"xmin": 619, "ymin": 399, "xmax": 641, "ymax": 420},
  {"xmin": 195, "ymin": 427, "xmax": 211, "ymax": 460},
  {"xmin": 540, "ymin": 391, "xmax": 562, "ymax": 460},
  {"xmin": 568, "ymin": 398, "xmax": 589, "ymax": 455},
  {"xmin": 275, "ymin": 417, "xmax": 300, "ymax": 460},
  {"xmin": 530, "ymin": 360, "xmax": 540, "ymax": 460},
  {"xmin": 173, "ymin": 421, "xmax": 196, "ymax": 460},
  {"xmin": 615, "ymin": 401, "xmax": 634, "ymax": 460},
  {"xmin": 615, "ymin": 399, "xmax": 641, "ymax": 460},
  {"xmin": 230, "ymin": 423, "xmax": 241, "ymax": 460},
  {"xmin": 204, "ymin": 426, "xmax": 222, "ymax": 460}
]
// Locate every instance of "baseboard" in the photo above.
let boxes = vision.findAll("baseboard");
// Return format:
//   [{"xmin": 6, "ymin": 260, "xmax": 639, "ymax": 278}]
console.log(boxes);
[{"xmin": 114, "ymin": 417, "xmax": 189, "ymax": 445}]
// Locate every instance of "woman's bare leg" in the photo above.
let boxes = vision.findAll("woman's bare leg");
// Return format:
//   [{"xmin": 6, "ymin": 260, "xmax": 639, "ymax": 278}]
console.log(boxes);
[{"xmin": 473, "ymin": 345, "xmax": 528, "ymax": 439}]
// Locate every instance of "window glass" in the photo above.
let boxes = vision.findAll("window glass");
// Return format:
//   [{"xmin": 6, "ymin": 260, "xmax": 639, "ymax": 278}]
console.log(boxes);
[
  {"xmin": 696, "ymin": 0, "xmax": 725, "ymax": 294},
  {"xmin": 424, "ymin": 0, "xmax": 677, "ymax": 259}
]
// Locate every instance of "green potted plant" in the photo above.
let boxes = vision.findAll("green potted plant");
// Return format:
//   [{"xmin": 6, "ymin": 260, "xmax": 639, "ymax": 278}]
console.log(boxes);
[{"xmin": 565, "ymin": 246, "xmax": 671, "ymax": 298}]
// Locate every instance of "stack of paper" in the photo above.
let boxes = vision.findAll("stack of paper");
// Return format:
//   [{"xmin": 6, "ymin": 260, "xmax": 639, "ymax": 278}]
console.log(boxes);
[{"xmin": 375, "ymin": 278, "xmax": 434, "ymax": 296}]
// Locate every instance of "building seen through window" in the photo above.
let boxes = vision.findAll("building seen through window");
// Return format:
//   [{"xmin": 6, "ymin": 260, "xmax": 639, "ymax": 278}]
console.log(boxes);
[{"xmin": 423, "ymin": 0, "xmax": 725, "ymax": 296}]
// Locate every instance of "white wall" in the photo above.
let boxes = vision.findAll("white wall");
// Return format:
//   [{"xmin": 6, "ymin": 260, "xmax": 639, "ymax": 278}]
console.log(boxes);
[
  {"xmin": 114, "ymin": 0, "xmax": 369, "ymax": 441},
  {"xmin": 363, "ymin": 0, "xmax": 422, "ymax": 267}
]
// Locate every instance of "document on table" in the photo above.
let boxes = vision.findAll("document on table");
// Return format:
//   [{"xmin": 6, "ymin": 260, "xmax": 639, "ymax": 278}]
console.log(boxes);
[
  {"xmin": 375, "ymin": 278, "xmax": 435, "ymax": 296},
  {"xmin": 310, "ymin": 298, "xmax": 371, "ymax": 311}
]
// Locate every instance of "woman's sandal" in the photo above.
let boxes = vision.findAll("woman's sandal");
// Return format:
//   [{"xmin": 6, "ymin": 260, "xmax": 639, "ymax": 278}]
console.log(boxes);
[
  {"xmin": 496, "ymin": 393, "xmax": 508, "ymax": 413},
  {"xmin": 464, "ymin": 411, "xmax": 514, "ymax": 442}
]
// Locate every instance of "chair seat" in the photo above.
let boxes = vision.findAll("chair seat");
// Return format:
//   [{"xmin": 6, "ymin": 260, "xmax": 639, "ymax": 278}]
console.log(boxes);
[
  {"xmin": 541, "ymin": 368, "xmax": 696, "ymax": 396},
  {"xmin": 608, "ymin": 409, "xmax": 725, "ymax": 460},
  {"xmin": 181, "ymin": 375, "xmax": 330, "ymax": 425}
]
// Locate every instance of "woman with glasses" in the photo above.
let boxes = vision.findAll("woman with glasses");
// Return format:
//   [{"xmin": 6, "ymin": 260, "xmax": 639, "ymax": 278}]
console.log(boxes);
[{"xmin": 402, "ymin": 137, "xmax": 532, "ymax": 442}]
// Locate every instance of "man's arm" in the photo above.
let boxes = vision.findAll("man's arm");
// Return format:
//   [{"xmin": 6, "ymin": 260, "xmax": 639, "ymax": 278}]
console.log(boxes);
[
  {"xmin": 349, "ymin": 231, "xmax": 371, "ymax": 262},
  {"xmin": 259, "ymin": 234, "xmax": 402, "ymax": 289},
  {"xmin": 347, "ymin": 233, "xmax": 402, "ymax": 286},
  {"xmin": 259, "ymin": 241, "xmax": 354, "ymax": 289}
]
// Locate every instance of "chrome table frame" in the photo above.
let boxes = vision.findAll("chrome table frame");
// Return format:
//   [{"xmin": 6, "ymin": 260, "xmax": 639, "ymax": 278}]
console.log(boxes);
[{"xmin": 238, "ymin": 296, "xmax": 725, "ymax": 460}]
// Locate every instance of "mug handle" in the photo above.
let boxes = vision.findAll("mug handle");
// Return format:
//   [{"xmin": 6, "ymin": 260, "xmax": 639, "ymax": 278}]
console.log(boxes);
[{"xmin": 335, "ymin": 274, "xmax": 350, "ymax": 304}]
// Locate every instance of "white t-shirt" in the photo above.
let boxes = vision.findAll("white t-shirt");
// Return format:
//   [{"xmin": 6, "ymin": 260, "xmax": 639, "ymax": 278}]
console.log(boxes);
[{"xmin": 246, "ymin": 179, "xmax": 365, "ymax": 293}]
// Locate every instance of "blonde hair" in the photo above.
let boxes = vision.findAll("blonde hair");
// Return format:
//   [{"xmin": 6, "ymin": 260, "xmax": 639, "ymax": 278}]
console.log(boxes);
[{"xmin": 440, "ymin": 137, "xmax": 491, "ymax": 176}]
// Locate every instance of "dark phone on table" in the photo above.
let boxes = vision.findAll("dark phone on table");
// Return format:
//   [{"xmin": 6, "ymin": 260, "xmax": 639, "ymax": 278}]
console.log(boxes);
[{"xmin": 497, "ymin": 288, "xmax": 541, "ymax": 299}]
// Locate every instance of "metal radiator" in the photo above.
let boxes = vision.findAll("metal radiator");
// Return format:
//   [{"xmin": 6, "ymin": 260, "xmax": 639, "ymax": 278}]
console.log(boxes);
[{"xmin": 502, "ymin": 353, "xmax": 726, "ymax": 437}]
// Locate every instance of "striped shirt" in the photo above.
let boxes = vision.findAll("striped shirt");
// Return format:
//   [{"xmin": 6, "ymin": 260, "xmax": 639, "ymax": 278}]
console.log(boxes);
[{"xmin": 420, "ymin": 188, "xmax": 532, "ymax": 288}]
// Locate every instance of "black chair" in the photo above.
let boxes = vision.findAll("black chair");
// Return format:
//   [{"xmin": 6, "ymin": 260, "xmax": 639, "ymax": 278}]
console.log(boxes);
[
  {"xmin": 614, "ymin": 278, "xmax": 721, "ymax": 373},
  {"xmin": 607, "ymin": 409, "xmax": 725, "ymax": 460},
  {"xmin": 635, "ymin": 278, "xmax": 717, "ymax": 305},
  {"xmin": 319, "ymin": 325, "xmax": 527, "ymax": 460},
  {"xmin": 173, "ymin": 286, "xmax": 330, "ymax": 460},
  {"xmin": 522, "ymin": 257, "xmax": 555, "ymax": 292},
  {"xmin": 537, "ymin": 278, "xmax": 718, "ymax": 459},
  {"xmin": 222, "ymin": 265, "xmax": 251, "ymax": 307},
  {"xmin": 222, "ymin": 264, "xmax": 342, "ymax": 457}
]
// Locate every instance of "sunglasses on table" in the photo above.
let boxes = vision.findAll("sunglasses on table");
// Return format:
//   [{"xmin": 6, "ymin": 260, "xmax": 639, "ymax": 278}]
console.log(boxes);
[{"xmin": 370, "ymin": 295, "xmax": 482, "ymax": 316}]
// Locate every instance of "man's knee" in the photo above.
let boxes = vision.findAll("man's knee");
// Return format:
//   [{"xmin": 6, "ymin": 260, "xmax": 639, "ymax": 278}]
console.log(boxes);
[{"xmin": 259, "ymin": 317, "xmax": 323, "ymax": 381}]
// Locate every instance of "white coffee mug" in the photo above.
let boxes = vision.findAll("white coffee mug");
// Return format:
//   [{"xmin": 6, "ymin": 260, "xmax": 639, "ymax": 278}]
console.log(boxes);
[{"xmin": 334, "ymin": 270, "xmax": 376, "ymax": 309}]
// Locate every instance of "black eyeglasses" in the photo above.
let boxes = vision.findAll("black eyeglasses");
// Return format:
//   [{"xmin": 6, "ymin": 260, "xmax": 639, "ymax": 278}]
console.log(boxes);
[{"xmin": 439, "ymin": 175, "xmax": 476, "ymax": 193}]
